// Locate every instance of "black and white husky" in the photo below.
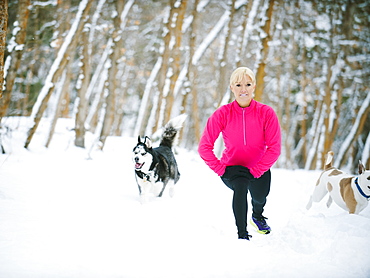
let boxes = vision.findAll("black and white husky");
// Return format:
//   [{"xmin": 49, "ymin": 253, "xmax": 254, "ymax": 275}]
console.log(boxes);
[{"xmin": 132, "ymin": 114, "xmax": 187, "ymax": 203}]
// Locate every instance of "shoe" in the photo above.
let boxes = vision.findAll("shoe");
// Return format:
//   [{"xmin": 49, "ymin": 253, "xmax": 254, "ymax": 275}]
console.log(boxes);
[
  {"xmin": 250, "ymin": 216, "xmax": 271, "ymax": 234},
  {"xmin": 238, "ymin": 233, "xmax": 252, "ymax": 240}
]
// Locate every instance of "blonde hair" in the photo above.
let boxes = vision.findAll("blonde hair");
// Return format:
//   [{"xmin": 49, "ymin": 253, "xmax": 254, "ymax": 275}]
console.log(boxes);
[{"xmin": 229, "ymin": 67, "xmax": 256, "ymax": 86}]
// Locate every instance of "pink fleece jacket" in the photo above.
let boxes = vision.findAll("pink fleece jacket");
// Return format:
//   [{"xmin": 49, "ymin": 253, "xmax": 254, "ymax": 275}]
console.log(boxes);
[{"xmin": 198, "ymin": 100, "xmax": 281, "ymax": 178}]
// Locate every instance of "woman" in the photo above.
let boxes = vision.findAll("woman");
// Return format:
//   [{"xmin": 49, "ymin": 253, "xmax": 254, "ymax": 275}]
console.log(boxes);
[{"xmin": 198, "ymin": 67, "xmax": 281, "ymax": 240}]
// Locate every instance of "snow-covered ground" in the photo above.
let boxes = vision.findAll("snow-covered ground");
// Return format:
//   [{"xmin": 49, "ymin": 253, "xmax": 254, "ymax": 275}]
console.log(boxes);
[{"xmin": 1, "ymin": 117, "xmax": 369, "ymax": 278}]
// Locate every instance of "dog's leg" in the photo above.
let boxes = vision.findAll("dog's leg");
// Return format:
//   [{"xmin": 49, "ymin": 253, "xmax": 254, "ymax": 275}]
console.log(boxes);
[
  {"xmin": 169, "ymin": 185, "xmax": 175, "ymax": 198},
  {"xmin": 158, "ymin": 183, "xmax": 166, "ymax": 197},
  {"xmin": 158, "ymin": 178, "xmax": 169, "ymax": 197},
  {"xmin": 311, "ymin": 186, "xmax": 328, "ymax": 204},
  {"xmin": 307, "ymin": 176, "xmax": 329, "ymax": 210},
  {"xmin": 167, "ymin": 180, "xmax": 175, "ymax": 198},
  {"xmin": 139, "ymin": 180, "xmax": 152, "ymax": 204}
]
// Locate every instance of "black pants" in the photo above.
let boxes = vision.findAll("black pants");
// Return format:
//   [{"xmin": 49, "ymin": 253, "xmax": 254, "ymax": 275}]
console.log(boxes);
[{"xmin": 221, "ymin": 169, "xmax": 271, "ymax": 236}]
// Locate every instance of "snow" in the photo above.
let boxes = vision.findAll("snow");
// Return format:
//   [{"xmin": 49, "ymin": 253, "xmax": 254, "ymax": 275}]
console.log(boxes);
[
  {"xmin": 1, "ymin": 117, "xmax": 370, "ymax": 278},
  {"xmin": 304, "ymin": 34, "xmax": 316, "ymax": 49},
  {"xmin": 315, "ymin": 14, "xmax": 331, "ymax": 31},
  {"xmin": 33, "ymin": 0, "xmax": 58, "ymax": 7},
  {"xmin": 120, "ymin": 0, "xmax": 135, "ymax": 29}
]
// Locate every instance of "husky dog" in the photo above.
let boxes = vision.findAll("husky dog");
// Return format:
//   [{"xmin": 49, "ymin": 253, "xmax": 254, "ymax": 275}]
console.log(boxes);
[
  {"xmin": 132, "ymin": 114, "xmax": 187, "ymax": 203},
  {"xmin": 306, "ymin": 151, "xmax": 370, "ymax": 214}
]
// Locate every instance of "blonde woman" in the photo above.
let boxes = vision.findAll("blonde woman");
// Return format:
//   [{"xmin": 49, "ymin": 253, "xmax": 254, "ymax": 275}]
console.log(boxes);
[{"xmin": 198, "ymin": 67, "xmax": 281, "ymax": 240}]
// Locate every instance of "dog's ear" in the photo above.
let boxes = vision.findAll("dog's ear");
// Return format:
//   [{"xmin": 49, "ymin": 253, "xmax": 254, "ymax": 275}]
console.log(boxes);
[
  {"xmin": 359, "ymin": 160, "xmax": 366, "ymax": 174},
  {"xmin": 138, "ymin": 135, "xmax": 141, "ymax": 143},
  {"xmin": 144, "ymin": 136, "xmax": 152, "ymax": 149}
]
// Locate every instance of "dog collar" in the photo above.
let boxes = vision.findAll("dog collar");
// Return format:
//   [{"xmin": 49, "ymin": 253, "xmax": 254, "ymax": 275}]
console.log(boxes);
[
  {"xmin": 355, "ymin": 177, "xmax": 370, "ymax": 200},
  {"xmin": 136, "ymin": 170, "xmax": 159, "ymax": 183},
  {"xmin": 136, "ymin": 171, "xmax": 151, "ymax": 182}
]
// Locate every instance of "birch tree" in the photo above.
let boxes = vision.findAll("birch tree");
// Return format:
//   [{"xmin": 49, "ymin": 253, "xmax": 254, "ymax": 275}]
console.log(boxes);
[
  {"xmin": 98, "ymin": 0, "xmax": 134, "ymax": 149},
  {"xmin": 181, "ymin": 0, "xmax": 200, "ymax": 145},
  {"xmin": 0, "ymin": 0, "xmax": 6, "ymax": 97},
  {"xmin": 235, "ymin": 0, "xmax": 254, "ymax": 68},
  {"xmin": 0, "ymin": 0, "xmax": 7, "ymax": 154},
  {"xmin": 45, "ymin": 0, "xmax": 75, "ymax": 148},
  {"xmin": 163, "ymin": 0, "xmax": 187, "ymax": 125},
  {"xmin": 98, "ymin": 0, "xmax": 125, "ymax": 148},
  {"xmin": 45, "ymin": 69, "xmax": 69, "ymax": 148},
  {"xmin": 74, "ymin": 22, "xmax": 91, "ymax": 148},
  {"xmin": 0, "ymin": 0, "xmax": 29, "ymax": 119},
  {"xmin": 152, "ymin": 1, "xmax": 176, "ymax": 133},
  {"xmin": 24, "ymin": 0, "xmax": 92, "ymax": 148},
  {"xmin": 254, "ymin": 0, "xmax": 275, "ymax": 102}
]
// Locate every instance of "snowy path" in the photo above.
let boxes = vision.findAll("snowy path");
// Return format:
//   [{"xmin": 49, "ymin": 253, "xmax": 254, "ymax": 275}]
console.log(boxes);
[{"xmin": 0, "ymin": 124, "xmax": 370, "ymax": 277}]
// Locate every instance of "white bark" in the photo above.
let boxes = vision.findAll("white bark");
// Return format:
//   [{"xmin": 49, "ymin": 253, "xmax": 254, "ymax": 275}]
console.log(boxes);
[
  {"xmin": 361, "ymin": 131, "xmax": 370, "ymax": 166},
  {"xmin": 335, "ymin": 92, "xmax": 370, "ymax": 168},
  {"xmin": 134, "ymin": 58, "xmax": 162, "ymax": 136}
]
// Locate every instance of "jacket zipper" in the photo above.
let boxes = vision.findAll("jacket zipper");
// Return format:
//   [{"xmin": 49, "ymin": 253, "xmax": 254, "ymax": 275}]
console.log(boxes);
[{"xmin": 243, "ymin": 108, "xmax": 246, "ymax": 145}]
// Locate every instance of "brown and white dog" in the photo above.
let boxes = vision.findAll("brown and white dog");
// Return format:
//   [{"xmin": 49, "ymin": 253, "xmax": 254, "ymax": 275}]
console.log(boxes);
[{"xmin": 306, "ymin": 151, "xmax": 370, "ymax": 214}]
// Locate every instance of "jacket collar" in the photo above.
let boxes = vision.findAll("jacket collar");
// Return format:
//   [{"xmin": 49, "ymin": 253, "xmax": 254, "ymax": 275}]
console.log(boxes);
[{"xmin": 231, "ymin": 99, "xmax": 256, "ymax": 113}]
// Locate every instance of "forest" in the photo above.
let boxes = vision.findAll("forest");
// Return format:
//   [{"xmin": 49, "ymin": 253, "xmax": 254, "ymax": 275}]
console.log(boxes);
[{"xmin": 0, "ymin": 0, "xmax": 369, "ymax": 171}]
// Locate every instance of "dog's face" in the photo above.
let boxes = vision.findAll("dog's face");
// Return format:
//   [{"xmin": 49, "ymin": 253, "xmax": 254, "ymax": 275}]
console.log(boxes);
[
  {"xmin": 358, "ymin": 161, "xmax": 370, "ymax": 194},
  {"xmin": 132, "ymin": 136, "xmax": 153, "ymax": 173}
]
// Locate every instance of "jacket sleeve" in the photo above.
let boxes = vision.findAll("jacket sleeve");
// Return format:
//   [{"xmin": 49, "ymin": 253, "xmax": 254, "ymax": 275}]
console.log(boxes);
[
  {"xmin": 249, "ymin": 107, "xmax": 281, "ymax": 178},
  {"xmin": 198, "ymin": 109, "xmax": 227, "ymax": 176}
]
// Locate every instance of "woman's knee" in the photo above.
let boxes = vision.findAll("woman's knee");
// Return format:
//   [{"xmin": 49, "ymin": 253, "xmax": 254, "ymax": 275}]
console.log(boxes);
[{"xmin": 221, "ymin": 177, "xmax": 249, "ymax": 192}]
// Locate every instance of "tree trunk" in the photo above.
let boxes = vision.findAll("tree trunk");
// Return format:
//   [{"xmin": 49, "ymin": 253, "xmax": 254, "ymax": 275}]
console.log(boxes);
[
  {"xmin": 99, "ymin": 0, "xmax": 124, "ymax": 148},
  {"xmin": 74, "ymin": 20, "xmax": 91, "ymax": 148},
  {"xmin": 300, "ymin": 48, "xmax": 308, "ymax": 165},
  {"xmin": 254, "ymin": 0, "xmax": 275, "ymax": 102},
  {"xmin": 305, "ymin": 88, "xmax": 324, "ymax": 170},
  {"xmin": 181, "ymin": 0, "xmax": 200, "ymax": 146},
  {"xmin": 45, "ymin": 68, "xmax": 69, "ymax": 148},
  {"xmin": 152, "ymin": 1, "xmax": 175, "ymax": 133},
  {"xmin": 0, "ymin": 0, "xmax": 7, "ymax": 100},
  {"xmin": 362, "ymin": 131, "xmax": 370, "ymax": 168},
  {"xmin": 163, "ymin": 0, "xmax": 187, "ymax": 125},
  {"xmin": 58, "ymin": 0, "xmax": 72, "ymax": 119},
  {"xmin": 321, "ymin": 59, "xmax": 335, "ymax": 168},
  {"xmin": 0, "ymin": 0, "xmax": 7, "ymax": 154},
  {"xmin": 0, "ymin": 0, "xmax": 29, "ymax": 119},
  {"xmin": 134, "ymin": 58, "xmax": 161, "ymax": 137},
  {"xmin": 21, "ymin": 3, "xmax": 43, "ymax": 117},
  {"xmin": 235, "ymin": 0, "xmax": 253, "ymax": 68}
]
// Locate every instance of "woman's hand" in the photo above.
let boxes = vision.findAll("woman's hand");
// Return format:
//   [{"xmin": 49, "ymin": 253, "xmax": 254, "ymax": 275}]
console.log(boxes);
[{"xmin": 222, "ymin": 165, "xmax": 254, "ymax": 180}]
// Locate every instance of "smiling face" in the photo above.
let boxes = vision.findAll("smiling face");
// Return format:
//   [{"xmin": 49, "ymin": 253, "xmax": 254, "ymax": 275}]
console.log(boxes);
[
  {"xmin": 132, "ymin": 144, "xmax": 153, "ymax": 173},
  {"xmin": 230, "ymin": 74, "xmax": 256, "ymax": 108}
]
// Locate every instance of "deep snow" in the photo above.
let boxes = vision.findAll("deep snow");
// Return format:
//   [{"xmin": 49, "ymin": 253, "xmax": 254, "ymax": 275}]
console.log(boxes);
[{"xmin": 0, "ymin": 117, "xmax": 369, "ymax": 278}]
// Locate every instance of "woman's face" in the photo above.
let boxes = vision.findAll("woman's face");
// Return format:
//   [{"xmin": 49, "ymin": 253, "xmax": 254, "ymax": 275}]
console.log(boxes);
[{"xmin": 230, "ymin": 75, "xmax": 255, "ymax": 108}]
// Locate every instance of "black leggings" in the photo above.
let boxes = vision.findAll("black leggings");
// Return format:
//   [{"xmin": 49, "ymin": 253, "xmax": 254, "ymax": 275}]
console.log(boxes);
[{"xmin": 221, "ymin": 169, "xmax": 271, "ymax": 236}]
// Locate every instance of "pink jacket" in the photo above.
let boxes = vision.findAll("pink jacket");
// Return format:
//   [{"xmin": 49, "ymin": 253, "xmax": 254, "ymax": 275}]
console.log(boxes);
[{"xmin": 198, "ymin": 100, "xmax": 281, "ymax": 178}]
